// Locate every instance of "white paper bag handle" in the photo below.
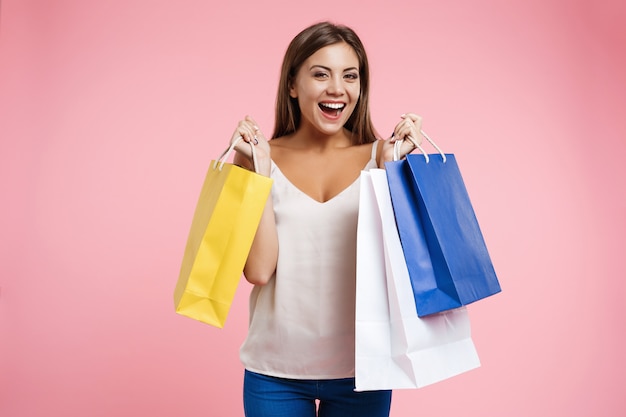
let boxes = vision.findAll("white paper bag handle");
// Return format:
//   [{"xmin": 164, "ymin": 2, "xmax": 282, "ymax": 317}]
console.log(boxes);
[
  {"xmin": 213, "ymin": 135, "xmax": 261, "ymax": 173},
  {"xmin": 393, "ymin": 130, "xmax": 446, "ymax": 163}
]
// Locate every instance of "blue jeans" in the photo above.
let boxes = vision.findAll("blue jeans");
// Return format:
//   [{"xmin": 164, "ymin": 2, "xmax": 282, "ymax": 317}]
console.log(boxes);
[{"xmin": 243, "ymin": 370, "xmax": 392, "ymax": 417}]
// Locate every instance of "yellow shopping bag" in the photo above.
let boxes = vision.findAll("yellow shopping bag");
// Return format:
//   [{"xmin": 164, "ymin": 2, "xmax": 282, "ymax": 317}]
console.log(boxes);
[{"xmin": 174, "ymin": 138, "xmax": 272, "ymax": 327}]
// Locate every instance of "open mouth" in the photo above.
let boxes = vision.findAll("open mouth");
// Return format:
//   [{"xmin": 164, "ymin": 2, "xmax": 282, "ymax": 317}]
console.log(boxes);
[{"xmin": 319, "ymin": 102, "xmax": 345, "ymax": 117}]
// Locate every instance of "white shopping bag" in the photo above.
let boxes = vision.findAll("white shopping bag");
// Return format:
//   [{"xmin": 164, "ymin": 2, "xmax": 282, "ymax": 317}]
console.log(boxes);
[
  {"xmin": 355, "ymin": 170, "xmax": 481, "ymax": 391},
  {"xmin": 355, "ymin": 170, "xmax": 399, "ymax": 390}
]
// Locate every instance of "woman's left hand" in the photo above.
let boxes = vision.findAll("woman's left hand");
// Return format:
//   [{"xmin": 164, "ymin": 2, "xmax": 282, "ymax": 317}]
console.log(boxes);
[
  {"xmin": 380, "ymin": 113, "xmax": 424, "ymax": 164},
  {"xmin": 390, "ymin": 113, "xmax": 424, "ymax": 159}
]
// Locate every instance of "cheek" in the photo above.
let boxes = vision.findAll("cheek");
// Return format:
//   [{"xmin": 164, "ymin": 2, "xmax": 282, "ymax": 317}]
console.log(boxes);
[
  {"xmin": 300, "ymin": 87, "xmax": 324, "ymax": 106},
  {"xmin": 349, "ymin": 84, "xmax": 361, "ymax": 101}
]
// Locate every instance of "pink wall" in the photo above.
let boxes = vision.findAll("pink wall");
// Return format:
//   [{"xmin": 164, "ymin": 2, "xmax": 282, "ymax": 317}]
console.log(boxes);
[{"xmin": 1, "ymin": 0, "xmax": 625, "ymax": 416}]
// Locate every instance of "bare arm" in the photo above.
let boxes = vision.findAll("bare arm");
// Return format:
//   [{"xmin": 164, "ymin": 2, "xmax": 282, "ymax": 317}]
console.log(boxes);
[{"xmin": 231, "ymin": 116, "xmax": 278, "ymax": 286}]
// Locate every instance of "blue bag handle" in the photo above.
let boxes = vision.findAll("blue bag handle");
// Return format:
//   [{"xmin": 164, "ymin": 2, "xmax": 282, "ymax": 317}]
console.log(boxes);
[{"xmin": 393, "ymin": 130, "xmax": 447, "ymax": 164}]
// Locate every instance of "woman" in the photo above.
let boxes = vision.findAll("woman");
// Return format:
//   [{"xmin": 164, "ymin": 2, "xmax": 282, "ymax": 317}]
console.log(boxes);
[{"xmin": 231, "ymin": 21, "xmax": 423, "ymax": 417}]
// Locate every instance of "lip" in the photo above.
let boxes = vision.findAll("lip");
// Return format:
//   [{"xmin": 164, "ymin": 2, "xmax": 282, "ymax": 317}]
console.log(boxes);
[{"xmin": 318, "ymin": 101, "xmax": 347, "ymax": 120}]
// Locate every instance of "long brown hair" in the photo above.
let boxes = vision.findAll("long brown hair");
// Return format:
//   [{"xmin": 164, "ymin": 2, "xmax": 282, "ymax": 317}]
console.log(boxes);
[{"xmin": 272, "ymin": 22, "xmax": 378, "ymax": 144}]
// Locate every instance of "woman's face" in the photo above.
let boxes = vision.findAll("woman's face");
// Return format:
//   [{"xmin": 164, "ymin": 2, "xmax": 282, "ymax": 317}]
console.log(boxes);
[{"xmin": 289, "ymin": 42, "xmax": 361, "ymax": 137}]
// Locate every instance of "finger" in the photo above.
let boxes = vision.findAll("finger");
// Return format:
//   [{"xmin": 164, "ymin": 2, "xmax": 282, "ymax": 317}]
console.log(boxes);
[
  {"xmin": 237, "ymin": 122, "xmax": 257, "ymax": 144},
  {"xmin": 404, "ymin": 117, "xmax": 426, "ymax": 143},
  {"xmin": 405, "ymin": 135, "xmax": 420, "ymax": 148},
  {"xmin": 245, "ymin": 116, "xmax": 261, "ymax": 133},
  {"xmin": 243, "ymin": 116, "xmax": 266, "ymax": 143},
  {"xmin": 401, "ymin": 113, "xmax": 422, "ymax": 124},
  {"xmin": 399, "ymin": 120, "xmax": 415, "ymax": 140},
  {"xmin": 243, "ymin": 126, "xmax": 259, "ymax": 145},
  {"xmin": 404, "ymin": 128, "xmax": 424, "ymax": 146},
  {"xmin": 401, "ymin": 113, "xmax": 423, "ymax": 133},
  {"xmin": 392, "ymin": 118, "xmax": 410, "ymax": 140},
  {"xmin": 253, "ymin": 126, "xmax": 266, "ymax": 143}
]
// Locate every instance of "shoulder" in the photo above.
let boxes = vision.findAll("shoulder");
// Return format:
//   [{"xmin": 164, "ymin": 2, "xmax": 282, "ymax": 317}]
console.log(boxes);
[
  {"xmin": 354, "ymin": 140, "xmax": 376, "ymax": 155},
  {"xmin": 269, "ymin": 136, "xmax": 288, "ymax": 148},
  {"xmin": 366, "ymin": 139, "xmax": 386, "ymax": 160},
  {"xmin": 268, "ymin": 137, "xmax": 289, "ymax": 165}
]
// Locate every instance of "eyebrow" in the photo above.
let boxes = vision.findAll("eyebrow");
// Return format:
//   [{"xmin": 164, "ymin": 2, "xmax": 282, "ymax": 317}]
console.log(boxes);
[{"xmin": 309, "ymin": 65, "xmax": 359, "ymax": 72}]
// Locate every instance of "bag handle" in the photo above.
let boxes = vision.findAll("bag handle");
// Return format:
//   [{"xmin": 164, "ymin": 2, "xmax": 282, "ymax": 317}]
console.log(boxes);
[
  {"xmin": 213, "ymin": 135, "xmax": 261, "ymax": 173},
  {"xmin": 393, "ymin": 130, "xmax": 446, "ymax": 163}
]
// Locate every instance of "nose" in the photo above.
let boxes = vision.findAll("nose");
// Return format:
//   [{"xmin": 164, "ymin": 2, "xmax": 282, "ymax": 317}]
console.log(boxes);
[{"xmin": 327, "ymin": 75, "xmax": 345, "ymax": 95}]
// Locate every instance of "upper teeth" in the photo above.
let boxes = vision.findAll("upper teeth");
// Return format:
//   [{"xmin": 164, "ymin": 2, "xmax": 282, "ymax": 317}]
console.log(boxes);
[{"xmin": 320, "ymin": 103, "xmax": 345, "ymax": 109}]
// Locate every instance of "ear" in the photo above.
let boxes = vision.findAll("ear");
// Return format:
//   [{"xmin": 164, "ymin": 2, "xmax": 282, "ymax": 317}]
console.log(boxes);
[{"xmin": 288, "ymin": 79, "xmax": 297, "ymax": 98}]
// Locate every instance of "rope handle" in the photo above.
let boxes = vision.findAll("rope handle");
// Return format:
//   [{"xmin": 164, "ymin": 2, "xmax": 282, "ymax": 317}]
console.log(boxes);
[
  {"xmin": 393, "ymin": 130, "xmax": 447, "ymax": 163},
  {"xmin": 212, "ymin": 135, "xmax": 261, "ymax": 172}
]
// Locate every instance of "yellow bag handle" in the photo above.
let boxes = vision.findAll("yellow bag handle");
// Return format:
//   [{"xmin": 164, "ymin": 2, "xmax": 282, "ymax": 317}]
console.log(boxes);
[{"xmin": 213, "ymin": 135, "xmax": 261, "ymax": 173}]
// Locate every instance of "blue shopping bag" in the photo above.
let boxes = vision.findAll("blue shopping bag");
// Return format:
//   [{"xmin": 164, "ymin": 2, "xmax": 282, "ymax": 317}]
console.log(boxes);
[{"xmin": 385, "ymin": 137, "xmax": 501, "ymax": 317}]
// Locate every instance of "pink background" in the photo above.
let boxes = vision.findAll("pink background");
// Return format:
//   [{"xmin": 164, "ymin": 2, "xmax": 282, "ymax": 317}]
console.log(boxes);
[{"xmin": 1, "ymin": 0, "xmax": 625, "ymax": 416}]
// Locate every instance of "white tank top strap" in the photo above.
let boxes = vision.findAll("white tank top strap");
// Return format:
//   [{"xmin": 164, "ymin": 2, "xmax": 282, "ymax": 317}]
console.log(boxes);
[{"xmin": 370, "ymin": 140, "xmax": 379, "ymax": 160}]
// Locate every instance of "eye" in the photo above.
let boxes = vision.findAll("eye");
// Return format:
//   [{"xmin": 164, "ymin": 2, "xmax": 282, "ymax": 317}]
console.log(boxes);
[
  {"xmin": 314, "ymin": 71, "xmax": 329, "ymax": 79},
  {"xmin": 344, "ymin": 72, "xmax": 359, "ymax": 81}
]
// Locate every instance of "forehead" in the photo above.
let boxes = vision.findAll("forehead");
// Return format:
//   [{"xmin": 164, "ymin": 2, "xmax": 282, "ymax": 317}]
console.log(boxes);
[{"xmin": 305, "ymin": 42, "xmax": 359, "ymax": 69}]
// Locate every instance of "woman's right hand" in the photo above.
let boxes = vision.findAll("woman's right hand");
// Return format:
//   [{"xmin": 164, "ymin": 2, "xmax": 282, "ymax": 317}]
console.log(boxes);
[{"xmin": 231, "ymin": 115, "xmax": 271, "ymax": 176}]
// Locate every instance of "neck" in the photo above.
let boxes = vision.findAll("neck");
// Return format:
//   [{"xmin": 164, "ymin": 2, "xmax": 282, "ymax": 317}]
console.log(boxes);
[{"xmin": 291, "ymin": 126, "xmax": 353, "ymax": 151}]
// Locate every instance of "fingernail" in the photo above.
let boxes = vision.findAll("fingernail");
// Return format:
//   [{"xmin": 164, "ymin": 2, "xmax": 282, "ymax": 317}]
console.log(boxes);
[
  {"xmin": 390, "ymin": 132, "xmax": 395, "ymax": 138},
  {"xmin": 254, "ymin": 136, "xmax": 259, "ymax": 145}
]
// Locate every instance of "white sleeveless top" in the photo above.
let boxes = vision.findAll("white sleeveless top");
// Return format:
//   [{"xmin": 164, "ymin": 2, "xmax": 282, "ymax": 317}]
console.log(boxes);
[{"xmin": 239, "ymin": 141, "xmax": 380, "ymax": 379}]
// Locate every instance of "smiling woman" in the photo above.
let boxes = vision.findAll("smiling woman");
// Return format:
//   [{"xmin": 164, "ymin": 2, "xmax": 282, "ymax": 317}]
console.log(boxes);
[
  {"xmin": 221, "ymin": 21, "xmax": 425, "ymax": 417},
  {"xmin": 2, "ymin": 1, "xmax": 625, "ymax": 416}
]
